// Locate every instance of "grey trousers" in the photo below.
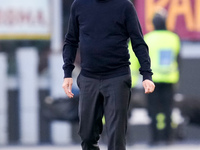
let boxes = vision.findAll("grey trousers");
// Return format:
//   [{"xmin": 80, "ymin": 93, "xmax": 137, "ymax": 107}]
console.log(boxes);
[{"xmin": 77, "ymin": 74, "xmax": 131, "ymax": 150}]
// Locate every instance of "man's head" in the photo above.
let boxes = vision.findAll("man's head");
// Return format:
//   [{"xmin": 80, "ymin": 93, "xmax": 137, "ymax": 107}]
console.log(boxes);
[{"xmin": 153, "ymin": 8, "xmax": 168, "ymax": 30}]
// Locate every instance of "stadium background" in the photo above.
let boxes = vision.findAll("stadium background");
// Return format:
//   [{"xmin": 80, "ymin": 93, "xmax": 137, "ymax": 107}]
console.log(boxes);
[{"xmin": 0, "ymin": 0, "xmax": 200, "ymax": 148}]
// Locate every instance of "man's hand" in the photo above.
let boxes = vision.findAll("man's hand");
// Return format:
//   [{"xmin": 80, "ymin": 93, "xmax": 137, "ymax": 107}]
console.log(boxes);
[
  {"xmin": 62, "ymin": 78, "xmax": 74, "ymax": 98},
  {"xmin": 142, "ymin": 79, "xmax": 155, "ymax": 94}
]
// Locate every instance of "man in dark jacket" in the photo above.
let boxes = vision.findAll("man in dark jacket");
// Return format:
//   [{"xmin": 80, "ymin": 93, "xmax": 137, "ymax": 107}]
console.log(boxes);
[{"xmin": 62, "ymin": 0, "xmax": 155, "ymax": 149}]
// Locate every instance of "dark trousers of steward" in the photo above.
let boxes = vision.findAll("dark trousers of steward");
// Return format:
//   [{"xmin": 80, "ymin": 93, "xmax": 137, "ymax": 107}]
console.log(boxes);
[
  {"xmin": 147, "ymin": 83, "xmax": 174, "ymax": 142},
  {"xmin": 77, "ymin": 74, "xmax": 132, "ymax": 150}
]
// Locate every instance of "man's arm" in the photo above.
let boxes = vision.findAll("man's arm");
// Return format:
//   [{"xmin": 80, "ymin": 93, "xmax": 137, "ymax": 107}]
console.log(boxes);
[
  {"xmin": 62, "ymin": 1, "xmax": 79, "ymax": 98},
  {"xmin": 125, "ymin": 2, "xmax": 155, "ymax": 93}
]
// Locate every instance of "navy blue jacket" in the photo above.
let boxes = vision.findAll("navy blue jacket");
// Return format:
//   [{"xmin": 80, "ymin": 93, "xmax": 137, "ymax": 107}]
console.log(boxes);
[{"xmin": 63, "ymin": 0, "xmax": 152, "ymax": 80}]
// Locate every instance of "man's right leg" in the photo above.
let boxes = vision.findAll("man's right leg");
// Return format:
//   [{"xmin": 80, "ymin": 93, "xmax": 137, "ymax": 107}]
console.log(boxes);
[{"xmin": 77, "ymin": 75, "xmax": 104, "ymax": 150}]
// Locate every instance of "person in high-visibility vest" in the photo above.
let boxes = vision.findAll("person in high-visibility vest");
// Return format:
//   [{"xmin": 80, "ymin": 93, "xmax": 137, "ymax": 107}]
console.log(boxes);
[{"xmin": 144, "ymin": 9, "xmax": 181, "ymax": 145}]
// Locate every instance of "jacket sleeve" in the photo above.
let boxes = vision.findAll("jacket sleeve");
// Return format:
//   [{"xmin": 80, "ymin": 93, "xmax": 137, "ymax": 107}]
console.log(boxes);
[
  {"xmin": 125, "ymin": 2, "xmax": 153, "ymax": 81},
  {"xmin": 62, "ymin": 1, "xmax": 79, "ymax": 78}
]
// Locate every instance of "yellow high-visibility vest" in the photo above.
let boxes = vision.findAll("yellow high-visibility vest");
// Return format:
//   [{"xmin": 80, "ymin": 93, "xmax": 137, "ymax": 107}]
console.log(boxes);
[
  {"xmin": 144, "ymin": 30, "xmax": 180, "ymax": 83},
  {"xmin": 128, "ymin": 41, "xmax": 140, "ymax": 88}
]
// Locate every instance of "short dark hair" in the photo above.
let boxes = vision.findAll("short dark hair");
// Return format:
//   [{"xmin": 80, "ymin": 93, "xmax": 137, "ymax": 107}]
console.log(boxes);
[{"xmin": 152, "ymin": 9, "xmax": 167, "ymax": 30}]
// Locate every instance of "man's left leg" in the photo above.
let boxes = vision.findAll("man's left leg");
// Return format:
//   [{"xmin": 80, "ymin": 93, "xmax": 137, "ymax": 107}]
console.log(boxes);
[{"xmin": 102, "ymin": 74, "xmax": 131, "ymax": 150}]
